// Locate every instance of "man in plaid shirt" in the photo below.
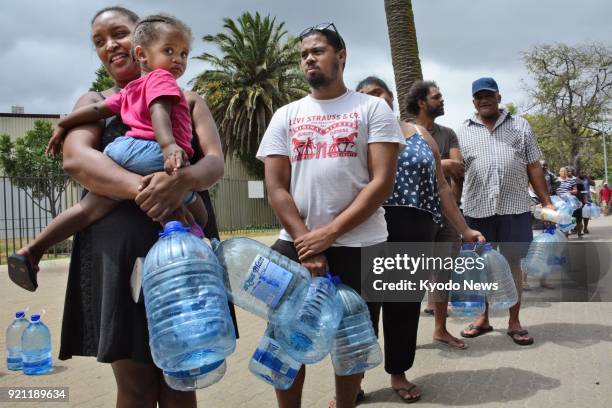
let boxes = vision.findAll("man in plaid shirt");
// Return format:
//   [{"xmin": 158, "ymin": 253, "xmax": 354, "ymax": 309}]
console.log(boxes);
[{"xmin": 457, "ymin": 77, "xmax": 554, "ymax": 346}]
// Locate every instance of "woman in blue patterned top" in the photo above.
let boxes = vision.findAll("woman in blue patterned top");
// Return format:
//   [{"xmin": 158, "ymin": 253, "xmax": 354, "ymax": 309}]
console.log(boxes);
[{"xmin": 357, "ymin": 77, "xmax": 484, "ymax": 403}]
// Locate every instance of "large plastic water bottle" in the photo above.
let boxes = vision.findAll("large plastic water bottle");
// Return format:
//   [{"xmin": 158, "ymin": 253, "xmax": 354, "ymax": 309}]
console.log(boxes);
[
  {"xmin": 562, "ymin": 195, "xmax": 581, "ymax": 211},
  {"xmin": 450, "ymin": 244, "xmax": 487, "ymax": 316},
  {"xmin": 331, "ymin": 284, "xmax": 382, "ymax": 376},
  {"xmin": 274, "ymin": 274, "xmax": 344, "ymax": 364},
  {"xmin": 521, "ymin": 227, "xmax": 557, "ymax": 278},
  {"xmin": 581, "ymin": 203, "xmax": 591, "ymax": 218},
  {"xmin": 249, "ymin": 324, "xmax": 302, "ymax": 390},
  {"xmin": 211, "ymin": 237, "xmax": 310, "ymax": 322},
  {"xmin": 549, "ymin": 228, "xmax": 569, "ymax": 274},
  {"xmin": 5, "ymin": 311, "xmax": 29, "ymax": 370},
  {"xmin": 589, "ymin": 203, "xmax": 601, "ymax": 218},
  {"xmin": 481, "ymin": 244, "xmax": 518, "ymax": 310},
  {"xmin": 143, "ymin": 221, "xmax": 236, "ymax": 390},
  {"xmin": 21, "ymin": 314, "xmax": 52, "ymax": 375}
]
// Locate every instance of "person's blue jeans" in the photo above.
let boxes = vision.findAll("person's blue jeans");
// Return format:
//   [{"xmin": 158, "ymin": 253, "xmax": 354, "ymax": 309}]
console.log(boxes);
[{"xmin": 104, "ymin": 136, "xmax": 196, "ymax": 204}]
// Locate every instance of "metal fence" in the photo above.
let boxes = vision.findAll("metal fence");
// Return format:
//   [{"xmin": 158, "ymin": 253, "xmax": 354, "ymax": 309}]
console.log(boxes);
[
  {"xmin": 0, "ymin": 176, "xmax": 280, "ymax": 264},
  {"xmin": 0, "ymin": 176, "xmax": 81, "ymax": 264}
]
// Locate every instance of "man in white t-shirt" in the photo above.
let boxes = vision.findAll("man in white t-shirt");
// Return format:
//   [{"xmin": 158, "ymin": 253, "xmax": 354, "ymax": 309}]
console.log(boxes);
[{"xmin": 256, "ymin": 23, "xmax": 405, "ymax": 408}]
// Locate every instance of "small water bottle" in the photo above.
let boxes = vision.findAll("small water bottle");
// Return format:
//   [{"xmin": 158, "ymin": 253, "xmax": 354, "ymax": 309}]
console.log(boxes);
[
  {"xmin": 274, "ymin": 274, "xmax": 344, "ymax": 364},
  {"xmin": 521, "ymin": 227, "xmax": 557, "ymax": 278},
  {"xmin": 5, "ymin": 310, "xmax": 29, "ymax": 370},
  {"xmin": 21, "ymin": 313, "xmax": 52, "ymax": 375},
  {"xmin": 211, "ymin": 237, "xmax": 311, "ymax": 322},
  {"xmin": 249, "ymin": 324, "xmax": 302, "ymax": 390},
  {"xmin": 143, "ymin": 221, "xmax": 236, "ymax": 390},
  {"xmin": 481, "ymin": 244, "xmax": 518, "ymax": 310},
  {"xmin": 450, "ymin": 244, "xmax": 486, "ymax": 317},
  {"xmin": 331, "ymin": 284, "xmax": 382, "ymax": 376}
]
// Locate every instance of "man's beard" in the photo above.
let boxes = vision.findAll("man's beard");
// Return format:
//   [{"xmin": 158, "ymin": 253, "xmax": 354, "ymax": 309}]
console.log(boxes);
[
  {"xmin": 306, "ymin": 59, "xmax": 339, "ymax": 89},
  {"xmin": 427, "ymin": 105, "xmax": 444, "ymax": 118}
]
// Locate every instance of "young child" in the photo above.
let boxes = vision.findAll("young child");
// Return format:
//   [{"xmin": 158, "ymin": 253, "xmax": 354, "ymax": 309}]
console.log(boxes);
[{"xmin": 9, "ymin": 14, "xmax": 208, "ymax": 291}]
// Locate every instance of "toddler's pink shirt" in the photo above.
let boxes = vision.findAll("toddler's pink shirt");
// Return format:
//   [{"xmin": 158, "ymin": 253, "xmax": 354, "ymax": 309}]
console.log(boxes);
[{"xmin": 105, "ymin": 69, "xmax": 194, "ymax": 157}]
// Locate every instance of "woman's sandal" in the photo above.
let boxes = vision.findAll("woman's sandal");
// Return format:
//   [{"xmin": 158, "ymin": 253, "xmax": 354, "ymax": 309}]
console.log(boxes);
[
  {"xmin": 8, "ymin": 248, "xmax": 39, "ymax": 292},
  {"xmin": 393, "ymin": 385, "xmax": 421, "ymax": 404}
]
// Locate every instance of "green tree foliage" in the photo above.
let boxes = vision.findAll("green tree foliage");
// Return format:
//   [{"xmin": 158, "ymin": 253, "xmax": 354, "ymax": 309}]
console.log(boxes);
[
  {"xmin": 523, "ymin": 44, "xmax": 612, "ymax": 173},
  {"xmin": 384, "ymin": 0, "xmax": 422, "ymax": 120},
  {"xmin": 89, "ymin": 64, "xmax": 115, "ymax": 92},
  {"xmin": 191, "ymin": 12, "xmax": 309, "ymax": 178},
  {"xmin": 0, "ymin": 121, "xmax": 68, "ymax": 217}
]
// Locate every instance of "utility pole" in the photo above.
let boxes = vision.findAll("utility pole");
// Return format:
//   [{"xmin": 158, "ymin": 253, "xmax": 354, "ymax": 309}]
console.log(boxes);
[{"xmin": 604, "ymin": 134, "xmax": 609, "ymax": 184}]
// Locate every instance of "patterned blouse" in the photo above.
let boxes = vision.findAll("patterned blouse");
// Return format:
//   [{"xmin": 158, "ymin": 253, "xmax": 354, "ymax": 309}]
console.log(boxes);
[{"xmin": 384, "ymin": 132, "xmax": 442, "ymax": 223}]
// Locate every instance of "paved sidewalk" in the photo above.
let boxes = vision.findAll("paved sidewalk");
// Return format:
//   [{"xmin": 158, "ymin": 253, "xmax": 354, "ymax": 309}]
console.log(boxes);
[{"xmin": 1, "ymin": 222, "xmax": 611, "ymax": 407}]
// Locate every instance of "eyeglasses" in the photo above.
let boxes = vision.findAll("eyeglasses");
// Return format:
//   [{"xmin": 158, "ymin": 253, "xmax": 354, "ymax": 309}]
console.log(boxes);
[{"xmin": 299, "ymin": 22, "xmax": 346, "ymax": 50}]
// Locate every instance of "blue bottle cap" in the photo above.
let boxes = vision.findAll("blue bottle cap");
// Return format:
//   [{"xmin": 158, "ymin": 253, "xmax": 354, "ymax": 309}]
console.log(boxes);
[
  {"xmin": 462, "ymin": 243, "xmax": 476, "ymax": 251},
  {"xmin": 481, "ymin": 243, "xmax": 493, "ymax": 252},
  {"xmin": 545, "ymin": 226, "xmax": 556, "ymax": 234},
  {"xmin": 325, "ymin": 272, "xmax": 342, "ymax": 285},
  {"xmin": 30, "ymin": 314, "xmax": 40, "ymax": 322},
  {"xmin": 15, "ymin": 311, "xmax": 25, "ymax": 318},
  {"xmin": 160, "ymin": 220, "xmax": 190, "ymax": 237}
]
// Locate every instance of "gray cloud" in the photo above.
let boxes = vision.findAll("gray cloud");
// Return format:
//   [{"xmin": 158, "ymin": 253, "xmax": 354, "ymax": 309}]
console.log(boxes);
[{"xmin": 1, "ymin": 0, "xmax": 609, "ymax": 130}]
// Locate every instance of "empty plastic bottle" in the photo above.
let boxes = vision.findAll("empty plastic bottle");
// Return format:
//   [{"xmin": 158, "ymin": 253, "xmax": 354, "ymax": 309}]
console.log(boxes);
[
  {"xmin": 548, "ymin": 228, "xmax": 569, "ymax": 274},
  {"xmin": 589, "ymin": 203, "xmax": 601, "ymax": 218},
  {"xmin": 450, "ymin": 244, "xmax": 487, "ymax": 317},
  {"xmin": 581, "ymin": 203, "xmax": 591, "ymax": 219},
  {"xmin": 249, "ymin": 324, "xmax": 302, "ymax": 389},
  {"xmin": 481, "ymin": 244, "xmax": 518, "ymax": 310},
  {"xmin": 274, "ymin": 274, "xmax": 343, "ymax": 364},
  {"xmin": 521, "ymin": 227, "xmax": 557, "ymax": 278},
  {"xmin": 143, "ymin": 221, "xmax": 236, "ymax": 390},
  {"xmin": 212, "ymin": 238, "xmax": 344, "ymax": 363},
  {"xmin": 331, "ymin": 284, "xmax": 382, "ymax": 376},
  {"xmin": 562, "ymin": 195, "xmax": 581, "ymax": 211},
  {"xmin": 5, "ymin": 310, "xmax": 29, "ymax": 370},
  {"xmin": 211, "ymin": 237, "xmax": 310, "ymax": 322},
  {"xmin": 21, "ymin": 314, "xmax": 52, "ymax": 375}
]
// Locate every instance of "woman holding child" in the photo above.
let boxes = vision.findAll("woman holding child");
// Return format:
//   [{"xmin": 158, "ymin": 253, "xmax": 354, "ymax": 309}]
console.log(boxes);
[{"xmin": 11, "ymin": 7, "xmax": 232, "ymax": 407}]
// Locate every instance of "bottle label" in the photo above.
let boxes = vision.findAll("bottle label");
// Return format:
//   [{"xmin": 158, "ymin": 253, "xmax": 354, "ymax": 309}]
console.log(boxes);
[
  {"xmin": 243, "ymin": 255, "xmax": 292, "ymax": 308},
  {"xmin": 253, "ymin": 336, "xmax": 299, "ymax": 378}
]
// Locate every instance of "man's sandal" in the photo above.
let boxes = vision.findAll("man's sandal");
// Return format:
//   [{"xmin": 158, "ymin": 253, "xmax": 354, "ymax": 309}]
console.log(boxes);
[{"xmin": 460, "ymin": 324, "xmax": 493, "ymax": 338}]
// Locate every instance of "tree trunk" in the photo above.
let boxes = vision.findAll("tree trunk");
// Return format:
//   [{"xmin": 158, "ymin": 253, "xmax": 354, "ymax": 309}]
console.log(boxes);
[{"xmin": 384, "ymin": 0, "xmax": 423, "ymax": 120}]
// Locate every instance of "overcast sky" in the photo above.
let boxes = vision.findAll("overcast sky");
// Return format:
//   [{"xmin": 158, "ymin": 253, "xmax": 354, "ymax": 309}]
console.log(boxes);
[{"xmin": 1, "ymin": 0, "xmax": 610, "ymax": 129}]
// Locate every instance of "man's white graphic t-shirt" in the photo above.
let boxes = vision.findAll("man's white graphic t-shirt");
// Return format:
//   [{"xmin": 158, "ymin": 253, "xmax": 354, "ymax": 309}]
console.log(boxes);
[{"xmin": 256, "ymin": 90, "xmax": 405, "ymax": 247}]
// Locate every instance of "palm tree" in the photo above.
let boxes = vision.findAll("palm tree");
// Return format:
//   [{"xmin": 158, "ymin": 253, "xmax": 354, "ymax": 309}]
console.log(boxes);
[
  {"xmin": 191, "ymin": 12, "xmax": 309, "ymax": 177},
  {"xmin": 384, "ymin": 0, "xmax": 423, "ymax": 120}
]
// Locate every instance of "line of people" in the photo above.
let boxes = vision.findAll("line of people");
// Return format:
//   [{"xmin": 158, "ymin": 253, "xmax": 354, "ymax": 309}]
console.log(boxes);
[{"xmin": 6, "ymin": 11, "xmax": 555, "ymax": 408}]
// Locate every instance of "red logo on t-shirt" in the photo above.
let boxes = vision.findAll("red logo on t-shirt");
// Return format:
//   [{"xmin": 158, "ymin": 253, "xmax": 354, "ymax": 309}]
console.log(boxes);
[{"xmin": 289, "ymin": 115, "xmax": 359, "ymax": 162}]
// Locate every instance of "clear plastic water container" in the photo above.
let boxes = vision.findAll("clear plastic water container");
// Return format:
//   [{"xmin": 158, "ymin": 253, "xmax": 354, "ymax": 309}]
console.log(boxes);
[
  {"xmin": 21, "ymin": 314, "xmax": 52, "ymax": 375},
  {"xmin": 249, "ymin": 324, "xmax": 302, "ymax": 389},
  {"xmin": 450, "ymin": 244, "xmax": 487, "ymax": 317},
  {"xmin": 274, "ymin": 274, "xmax": 344, "ymax": 364},
  {"xmin": 482, "ymin": 244, "xmax": 518, "ymax": 310},
  {"xmin": 5, "ymin": 310, "xmax": 29, "ymax": 370},
  {"xmin": 211, "ymin": 237, "xmax": 311, "ymax": 322},
  {"xmin": 521, "ymin": 227, "xmax": 557, "ymax": 278},
  {"xmin": 143, "ymin": 221, "xmax": 236, "ymax": 390},
  {"xmin": 331, "ymin": 284, "xmax": 382, "ymax": 375}
]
